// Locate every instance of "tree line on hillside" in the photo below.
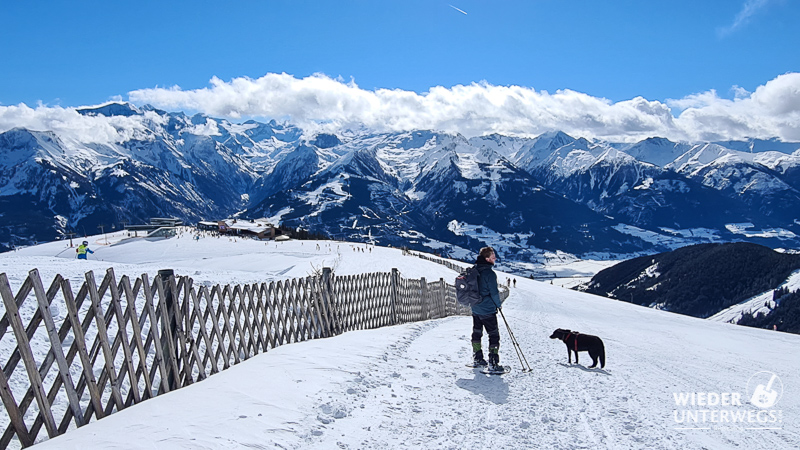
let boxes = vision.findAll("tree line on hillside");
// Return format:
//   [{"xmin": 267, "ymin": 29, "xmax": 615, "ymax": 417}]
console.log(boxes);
[
  {"xmin": 581, "ymin": 243, "xmax": 800, "ymax": 319},
  {"xmin": 738, "ymin": 287, "xmax": 800, "ymax": 334}
]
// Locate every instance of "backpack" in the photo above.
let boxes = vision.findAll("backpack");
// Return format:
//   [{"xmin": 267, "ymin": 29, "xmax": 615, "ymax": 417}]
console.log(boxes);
[{"xmin": 455, "ymin": 265, "xmax": 482, "ymax": 306}]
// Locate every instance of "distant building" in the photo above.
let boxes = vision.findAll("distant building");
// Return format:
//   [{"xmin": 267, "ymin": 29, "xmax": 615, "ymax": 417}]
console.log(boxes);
[
  {"xmin": 146, "ymin": 227, "xmax": 178, "ymax": 239},
  {"xmin": 150, "ymin": 218, "xmax": 183, "ymax": 227},
  {"xmin": 197, "ymin": 221, "xmax": 220, "ymax": 231},
  {"xmin": 199, "ymin": 218, "xmax": 283, "ymax": 240},
  {"xmin": 125, "ymin": 217, "xmax": 183, "ymax": 237}
]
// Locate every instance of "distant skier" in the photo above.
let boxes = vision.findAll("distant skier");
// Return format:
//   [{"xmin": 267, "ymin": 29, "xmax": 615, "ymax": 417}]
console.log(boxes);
[
  {"xmin": 76, "ymin": 241, "xmax": 94, "ymax": 260},
  {"xmin": 471, "ymin": 246, "xmax": 504, "ymax": 370}
]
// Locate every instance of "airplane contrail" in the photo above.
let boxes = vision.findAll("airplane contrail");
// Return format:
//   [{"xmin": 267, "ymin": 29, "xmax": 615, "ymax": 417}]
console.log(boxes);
[{"xmin": 449, "ymin": 4, "xmax": 468, "ymax": 15}]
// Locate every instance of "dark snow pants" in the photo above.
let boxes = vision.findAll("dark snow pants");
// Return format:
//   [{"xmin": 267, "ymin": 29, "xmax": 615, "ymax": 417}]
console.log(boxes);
[{"xmin": 471, "ymin": 314, "xmax": 500, "ymax": 350}]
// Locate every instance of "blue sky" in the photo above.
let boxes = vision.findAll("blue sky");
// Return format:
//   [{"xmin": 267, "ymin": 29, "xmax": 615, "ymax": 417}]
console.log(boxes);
[{"xmin": 1, "ymin": 0, "xmax": 799, "ymax": 142}]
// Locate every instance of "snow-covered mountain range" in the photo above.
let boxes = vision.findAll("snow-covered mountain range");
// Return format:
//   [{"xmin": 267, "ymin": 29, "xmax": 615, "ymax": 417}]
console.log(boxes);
[{"xmin": 3, "ymin": 102, "xmax": 800, "ymax": 271}]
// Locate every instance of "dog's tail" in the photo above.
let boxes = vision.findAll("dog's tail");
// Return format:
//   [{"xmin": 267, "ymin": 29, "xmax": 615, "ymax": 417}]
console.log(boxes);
[{"xmin": 599, "ymin": 342, "xmax": 606, "ymax": 369}]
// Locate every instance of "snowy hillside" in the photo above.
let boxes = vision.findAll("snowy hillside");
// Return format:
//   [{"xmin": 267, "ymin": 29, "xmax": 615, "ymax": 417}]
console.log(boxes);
[
  {"xmin": 709, "ymin": 269, "xmax": 800, "ymax": 324},
  {"xmin": 2, "ymin": 234, "xmax": 798, "ymax": 449}
]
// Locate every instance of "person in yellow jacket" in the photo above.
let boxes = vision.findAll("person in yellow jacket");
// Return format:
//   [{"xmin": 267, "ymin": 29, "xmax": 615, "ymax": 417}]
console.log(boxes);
[{"xmin": 76, "ymin": 241, "xmax": 94, "ymax": 260}]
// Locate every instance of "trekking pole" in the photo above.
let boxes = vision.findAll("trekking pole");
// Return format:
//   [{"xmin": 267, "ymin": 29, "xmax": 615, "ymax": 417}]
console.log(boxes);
[
  {"xmin": 499, "ymin": 309, "xmax": 528, "ymax": 371},
  {"xmin": 497, "ymin": 308, "xmax": 532, "ymax": 372},
  {"xmin": 504, "ymin": 316, "xmax": 531, "ymax": 372}
]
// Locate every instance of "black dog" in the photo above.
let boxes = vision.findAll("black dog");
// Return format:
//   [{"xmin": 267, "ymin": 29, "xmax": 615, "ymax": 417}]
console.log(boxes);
[{"xmin": 549, "ymin": 328, "xmax": 606, "ymax": 369}]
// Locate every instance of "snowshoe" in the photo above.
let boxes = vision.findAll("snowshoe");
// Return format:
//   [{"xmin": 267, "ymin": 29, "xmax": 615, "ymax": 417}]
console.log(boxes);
[{"xmin": 481, "ymin": 365, "xmax": 510, "ymax": 375}]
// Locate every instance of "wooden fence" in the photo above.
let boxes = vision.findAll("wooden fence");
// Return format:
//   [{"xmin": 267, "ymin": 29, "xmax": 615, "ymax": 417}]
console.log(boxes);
[
  {"xmin": 0, "ymin": 266, "xmax": 474, "ymax": 448},
  {"xmin": 405, "ymin": 250, "xmax": 511, "ymax": 298},
  {"xmin": 406, "ymin": 250, "xmax": 467, "ymax": 273}
]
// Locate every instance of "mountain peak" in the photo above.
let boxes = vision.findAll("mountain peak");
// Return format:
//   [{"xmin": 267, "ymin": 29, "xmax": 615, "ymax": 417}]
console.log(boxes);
[
  {"xmin": 76, "ymin": 102, "xmax": 140, "ymax": 117},
  {"xmin": 535, "ymin": 130, "xmax": 576, "ymax": 150},
  {"xmin": 0, "ymin": 127, "xmax": 60, "ymax": 150},
  {"xmin": 311, "ymin": 133, "xmax": 342, "ymax": 149},
  {"xmin": 398, "ymin": 130, "xmax": 438, "ymax": 150},
  {"xmin": 642, "ymin": 136, "xmax": 675, "ymax": 146}
]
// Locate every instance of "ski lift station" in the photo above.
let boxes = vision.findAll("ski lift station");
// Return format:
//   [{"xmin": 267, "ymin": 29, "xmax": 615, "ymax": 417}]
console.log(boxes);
[
  {"xmin": 197, "ymin": 219, "xmax": 283, "ymax": 240},
  {"xmin": 122, "ymin": 218, "xmax": 182, "ymax": 240}
]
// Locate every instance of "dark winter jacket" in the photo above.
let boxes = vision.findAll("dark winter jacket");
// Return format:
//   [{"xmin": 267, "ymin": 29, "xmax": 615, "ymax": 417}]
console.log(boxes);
[{"xmin": 471, "ymin": 257, "xmax": 503, "ymax": 316}]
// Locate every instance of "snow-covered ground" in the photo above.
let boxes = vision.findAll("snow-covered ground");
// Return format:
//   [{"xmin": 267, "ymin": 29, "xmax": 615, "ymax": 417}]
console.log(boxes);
[
  {"xmin": 538, "ymin": 259, "xmax": 621, "ymax": 289},
  {"xmin": 1, "ymin": 231, "xmax": 798, "ymax": 449},
  {"xmin": 2, "ymin": 230, "xmax": 460, "ymax": 289}
]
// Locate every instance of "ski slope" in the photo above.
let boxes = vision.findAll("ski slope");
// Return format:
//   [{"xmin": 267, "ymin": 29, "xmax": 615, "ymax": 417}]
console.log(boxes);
[{"xmin": 2, "ymin": 231, "xmax": 798, "ymax": 449}]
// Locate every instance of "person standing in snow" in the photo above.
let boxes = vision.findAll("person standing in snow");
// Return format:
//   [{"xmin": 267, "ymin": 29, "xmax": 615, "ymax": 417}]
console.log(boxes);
[
  {"xmin": 76, "ymin": 241, "xmax": 94, "ymax": 260},
  {"xmin": 471, "ymin": 246, "xmax": 504, "ymax": 369}
]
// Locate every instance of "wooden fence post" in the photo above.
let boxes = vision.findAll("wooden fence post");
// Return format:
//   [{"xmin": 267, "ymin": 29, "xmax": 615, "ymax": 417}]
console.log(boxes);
[
  {"xmin": 157, "ymin": 270, "xmax": 179, "ymax": 390},
  {"xmin": 439, "ymin": 278, "xmax": 446, "ymax": 318},
  {"xmin": 154, "ymin": 274, "xmax": 180, "ymax": 390},
  {"xmin": 321, "ymin": 268, "xmax": 341, "ymax": 335},
  {"xmin": 390, "ymin": 269, "xmax": 399, "ymax": 325},
  {"xmin": 420, "ymin": 277, "xmax": 428, "ymax": 321},
  {"xmin": 140, "ymin": 273, "xmax": 172, "ymax": 395},
  {"xmin": 309, "ymin": 277, "xmax": 330, "ymax": 339}
]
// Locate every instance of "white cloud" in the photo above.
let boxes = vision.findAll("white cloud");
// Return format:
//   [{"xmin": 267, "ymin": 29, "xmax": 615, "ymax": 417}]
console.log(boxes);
[
  {"xmin": 2, "ymin": 72, "xmax": 799, "ymax": 144},
  {"xmin": 185, "ymin": 118, "xmax": 222, "ymax": 136},
  {"xmin": 731, "ymin": 85, "xmax": 751, "ymax": 100},
  {"xmin": 0, "ymin": 103, "xmax": 163, "ymax": 146},
  {"xmin": 128, "ymin": 73, "xmax": 689, "ymax": 142},
  {"xmin": 718, "ymin": 0, "xmax": 775, "ymax": 37},
  {"xmin": 670, "ymin": 73, "xmax": 800, "ymax": 141},
  {"xmin": 129, "ymin": 72, "xmax": 800, "ymax": 143}
]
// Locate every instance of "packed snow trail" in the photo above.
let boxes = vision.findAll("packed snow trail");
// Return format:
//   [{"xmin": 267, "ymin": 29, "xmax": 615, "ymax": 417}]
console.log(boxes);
[{"xmin": 33, "ymin": 278, "xmax": 800, "ymax": 449}]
